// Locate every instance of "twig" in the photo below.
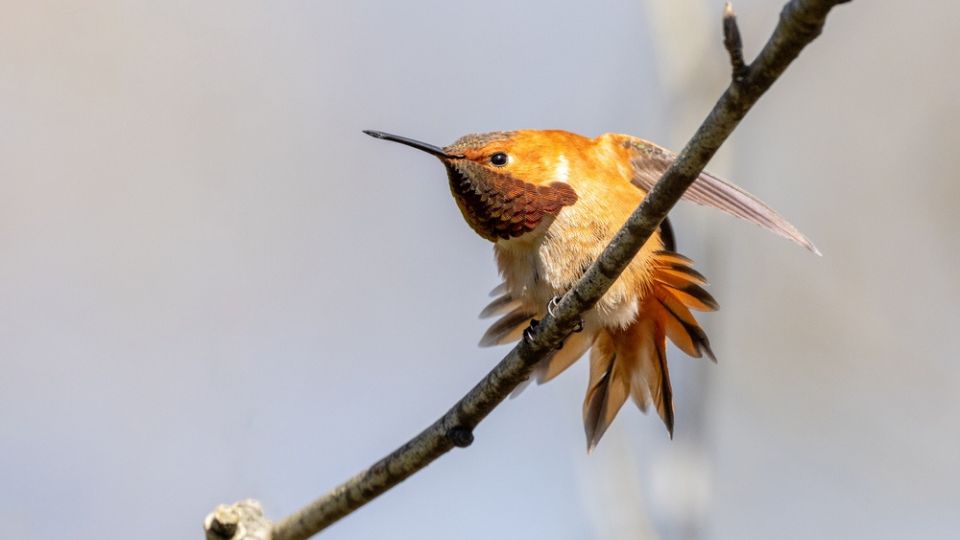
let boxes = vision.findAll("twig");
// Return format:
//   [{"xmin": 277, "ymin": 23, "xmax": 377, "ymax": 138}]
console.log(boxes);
[
  {"xmin": 204, "ymin": 1, "xmax": 851, "ymax": 539},
  {"xmin": 723, "ymin": 2, "xmax": 749, "ymax": 82}
]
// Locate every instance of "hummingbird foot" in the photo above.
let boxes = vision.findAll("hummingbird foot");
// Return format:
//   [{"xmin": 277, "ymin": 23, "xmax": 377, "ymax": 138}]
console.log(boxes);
[
  {"xmin": 523, "ymin": 319, "xmax": 541, "ymax": 345},
  {"xmin": 547, "ymin": 296, "xmax": 584, "ymax": 333},
  {"xmin": 524, "ymin": 319, "xmax": 567, "ymax": 350},
  {"xmin": 524, "ymin": 296, "xmax": 585, "ymax": 347}
]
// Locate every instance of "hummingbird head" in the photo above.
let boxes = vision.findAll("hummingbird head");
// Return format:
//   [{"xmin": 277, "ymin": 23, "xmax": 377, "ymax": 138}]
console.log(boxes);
[{"xmin": 364, "ymin": 129, "xmax": 579, "ymax": 242}]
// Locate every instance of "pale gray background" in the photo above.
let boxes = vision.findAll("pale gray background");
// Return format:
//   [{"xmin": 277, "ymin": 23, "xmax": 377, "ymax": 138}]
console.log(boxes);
[{"xmin": 1, "ymin": 1, "xmax": 957, "ymax": 539}]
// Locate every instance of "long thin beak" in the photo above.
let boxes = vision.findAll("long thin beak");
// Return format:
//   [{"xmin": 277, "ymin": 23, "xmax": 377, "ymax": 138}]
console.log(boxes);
[{"xmin": 363, "ymin": 130, "xmax": 460, "ymax": 159}]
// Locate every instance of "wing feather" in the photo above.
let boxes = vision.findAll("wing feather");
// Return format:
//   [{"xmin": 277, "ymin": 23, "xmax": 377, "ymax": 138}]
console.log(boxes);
[{"xmin": 628, "ymin": 138, "xmax": 820, "ymax": 255}]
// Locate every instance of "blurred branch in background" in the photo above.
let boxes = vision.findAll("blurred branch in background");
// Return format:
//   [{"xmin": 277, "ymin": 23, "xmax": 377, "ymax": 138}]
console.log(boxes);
[
  {"xmin": 592, "ymin": 2, "xmax": 722, "ymax": 538},
  {"xmin": 204, "ymin": 1, "xmax": 850, "ymax": 539}
]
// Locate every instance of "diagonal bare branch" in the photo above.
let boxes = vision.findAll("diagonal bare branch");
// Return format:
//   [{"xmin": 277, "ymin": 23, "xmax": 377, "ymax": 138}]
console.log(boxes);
[{"xmin": 205, "ymin": 1, "xmax": 852, "ymax": 539}]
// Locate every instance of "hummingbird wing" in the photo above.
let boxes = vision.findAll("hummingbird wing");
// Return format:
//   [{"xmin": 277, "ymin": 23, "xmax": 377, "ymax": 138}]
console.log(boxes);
[{"xmin": 628, "ymin": 138, "xmax": 820, "ymax": 255}]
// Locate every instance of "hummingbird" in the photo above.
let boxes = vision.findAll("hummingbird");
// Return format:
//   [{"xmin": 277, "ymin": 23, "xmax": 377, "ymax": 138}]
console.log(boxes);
[{"xmin": 364, "ymin": 129, "xmax": 817, "ymax": 450}]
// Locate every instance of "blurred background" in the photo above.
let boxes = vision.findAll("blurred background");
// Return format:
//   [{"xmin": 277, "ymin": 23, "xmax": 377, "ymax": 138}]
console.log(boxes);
[{"xmin": 2, "ymin": 1, "xmax": 958, "ymax": 539}]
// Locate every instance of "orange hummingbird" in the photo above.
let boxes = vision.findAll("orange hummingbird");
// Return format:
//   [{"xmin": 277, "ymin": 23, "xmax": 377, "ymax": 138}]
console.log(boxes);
[{"xmin": 364, "ymin": 129, "xmax": 817, "ymax": 450}]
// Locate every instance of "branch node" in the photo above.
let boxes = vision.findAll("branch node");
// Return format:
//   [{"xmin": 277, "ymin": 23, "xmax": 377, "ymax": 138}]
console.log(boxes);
[
  {"xmin": 446, "ymin": 426, "xmax": 475, "ymax": 448},
  {"xmin": 204, "ymin": 500, "xmax": 272, "ymax": 540},
  {"xmin": 723, "ymin": 2, "xmax": 750, "ymax": 82}
]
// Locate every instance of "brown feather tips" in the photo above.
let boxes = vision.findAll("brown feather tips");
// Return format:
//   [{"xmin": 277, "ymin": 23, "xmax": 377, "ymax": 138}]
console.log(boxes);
[
  {"xmin": 582, "ymin": 250, "xmax": 720, "ymax": 449},
  {"xmin": 446, "ymin": 160, "xmax": 578, "ymax": 241},
  {"xmin": 583, "ymin": 368, "xmax": 617, "ymax": 451},
  {"xmin": 583, "ymin": 334, "xmax": 624, "ymax": 451},
  {"xmin": 583, "ymin": 319, "xmax": 676, "ymax": 450},
  {"xmin": 478, "ymin": 307, "xmax": 534, "ymax": 347},
  {"xmin": 654, "ymin": 250, "xmax": 718, "ymax": 363}
]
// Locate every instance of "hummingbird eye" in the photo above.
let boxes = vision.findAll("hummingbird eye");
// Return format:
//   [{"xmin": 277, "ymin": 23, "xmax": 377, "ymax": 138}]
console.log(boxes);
[{"xmin": 490, "ymin": 152, "xmax": 509, "ymax": 167}]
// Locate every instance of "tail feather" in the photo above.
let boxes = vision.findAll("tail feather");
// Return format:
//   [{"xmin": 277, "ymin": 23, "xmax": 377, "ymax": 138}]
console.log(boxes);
[
  {"xmin": 655, "ymin": 251, "xmax": 694, "ymax": 266},
  {"xmin": 645, "ymin": 323, "xmax": 674, "ymax": 433},
  {"xmin": 655, "ymin": 252, "xmax": 718, "ymax": 362},
  {"xmin": 488, "ymin": 282, "xmax": 508, "ymax": 297},
  {"xmin": 480, "ymin": 286, "xmax": 597, "ymax": 397},
  {"xmin": 583, "ymin": 319, "xmax": 674, "ymax": 449},
  {"xmin": 480, "ymin": 253, "xmax": 717, "ymax": 450},
  {"xmin": 479, "ymin": 307, "xmax": 534, "ymax": 347},
  {"xmin": 624, "ymin": 317, "xmax": 674, "ymax": 435},
  {"xmin": 658, "ymin": 299, "xmax": 699, "ymax": 357},
  {"xmin": 509, "ymin": 331, "xmax": 598, "ymax": 399},
  {"xmin": 659, "ymin": 264, "xmax": 709, "ymax": 286},
  {"xmin": 658, "ymin": 298, "xmax": 712, "ymax": 361},
  {"xmin": 583, "ymin": 332, "xmax": 628, "ymax": 451},
  {"xmin": 535, "ymin": 330, "xmax": 596, "ymax": 384},
  {"xmin": 582, "ymin": 250, "xmax": 717, "ymax": 449},
  {"xmin": 660, "ymin": 296, "xmax": 717, "ymax": 362},
  {"xmin": 656, "ymin": 268, "xmax": 718, "ymax": 311},
  {"xmin": 479, "ymin": 293, "xmax": 522, "ymax": 319}
]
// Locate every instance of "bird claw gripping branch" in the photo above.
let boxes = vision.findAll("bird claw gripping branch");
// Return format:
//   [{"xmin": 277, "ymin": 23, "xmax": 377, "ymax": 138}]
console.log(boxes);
[{"xmin": 547, "ymin": 296, "xmax": 584, "ymax": 333}]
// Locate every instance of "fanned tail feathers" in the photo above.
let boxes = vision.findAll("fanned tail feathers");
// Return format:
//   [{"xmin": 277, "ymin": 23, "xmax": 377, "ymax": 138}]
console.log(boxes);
[
  {"xmin": 583, "ymin": 250, "xmax": 717, "ymax": 450},
  {"xmin": 479, "ymin": 249, "xmax": 717, "ymax": 450}
]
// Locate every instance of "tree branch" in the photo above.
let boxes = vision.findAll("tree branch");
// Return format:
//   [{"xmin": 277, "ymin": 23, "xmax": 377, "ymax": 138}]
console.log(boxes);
[{"xmin": 204, "ymin": 1, "xmax": 851, "ymax": 538}]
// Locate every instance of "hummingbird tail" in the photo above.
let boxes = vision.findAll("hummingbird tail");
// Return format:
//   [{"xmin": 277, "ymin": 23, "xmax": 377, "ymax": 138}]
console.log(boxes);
[
  {"xmin": 477, "ymin": 305, "xmax": 535, "ymax": 347},
  {"xmin": 583, "ymin": 250, "xmax": 717, "ymax": 451}
]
